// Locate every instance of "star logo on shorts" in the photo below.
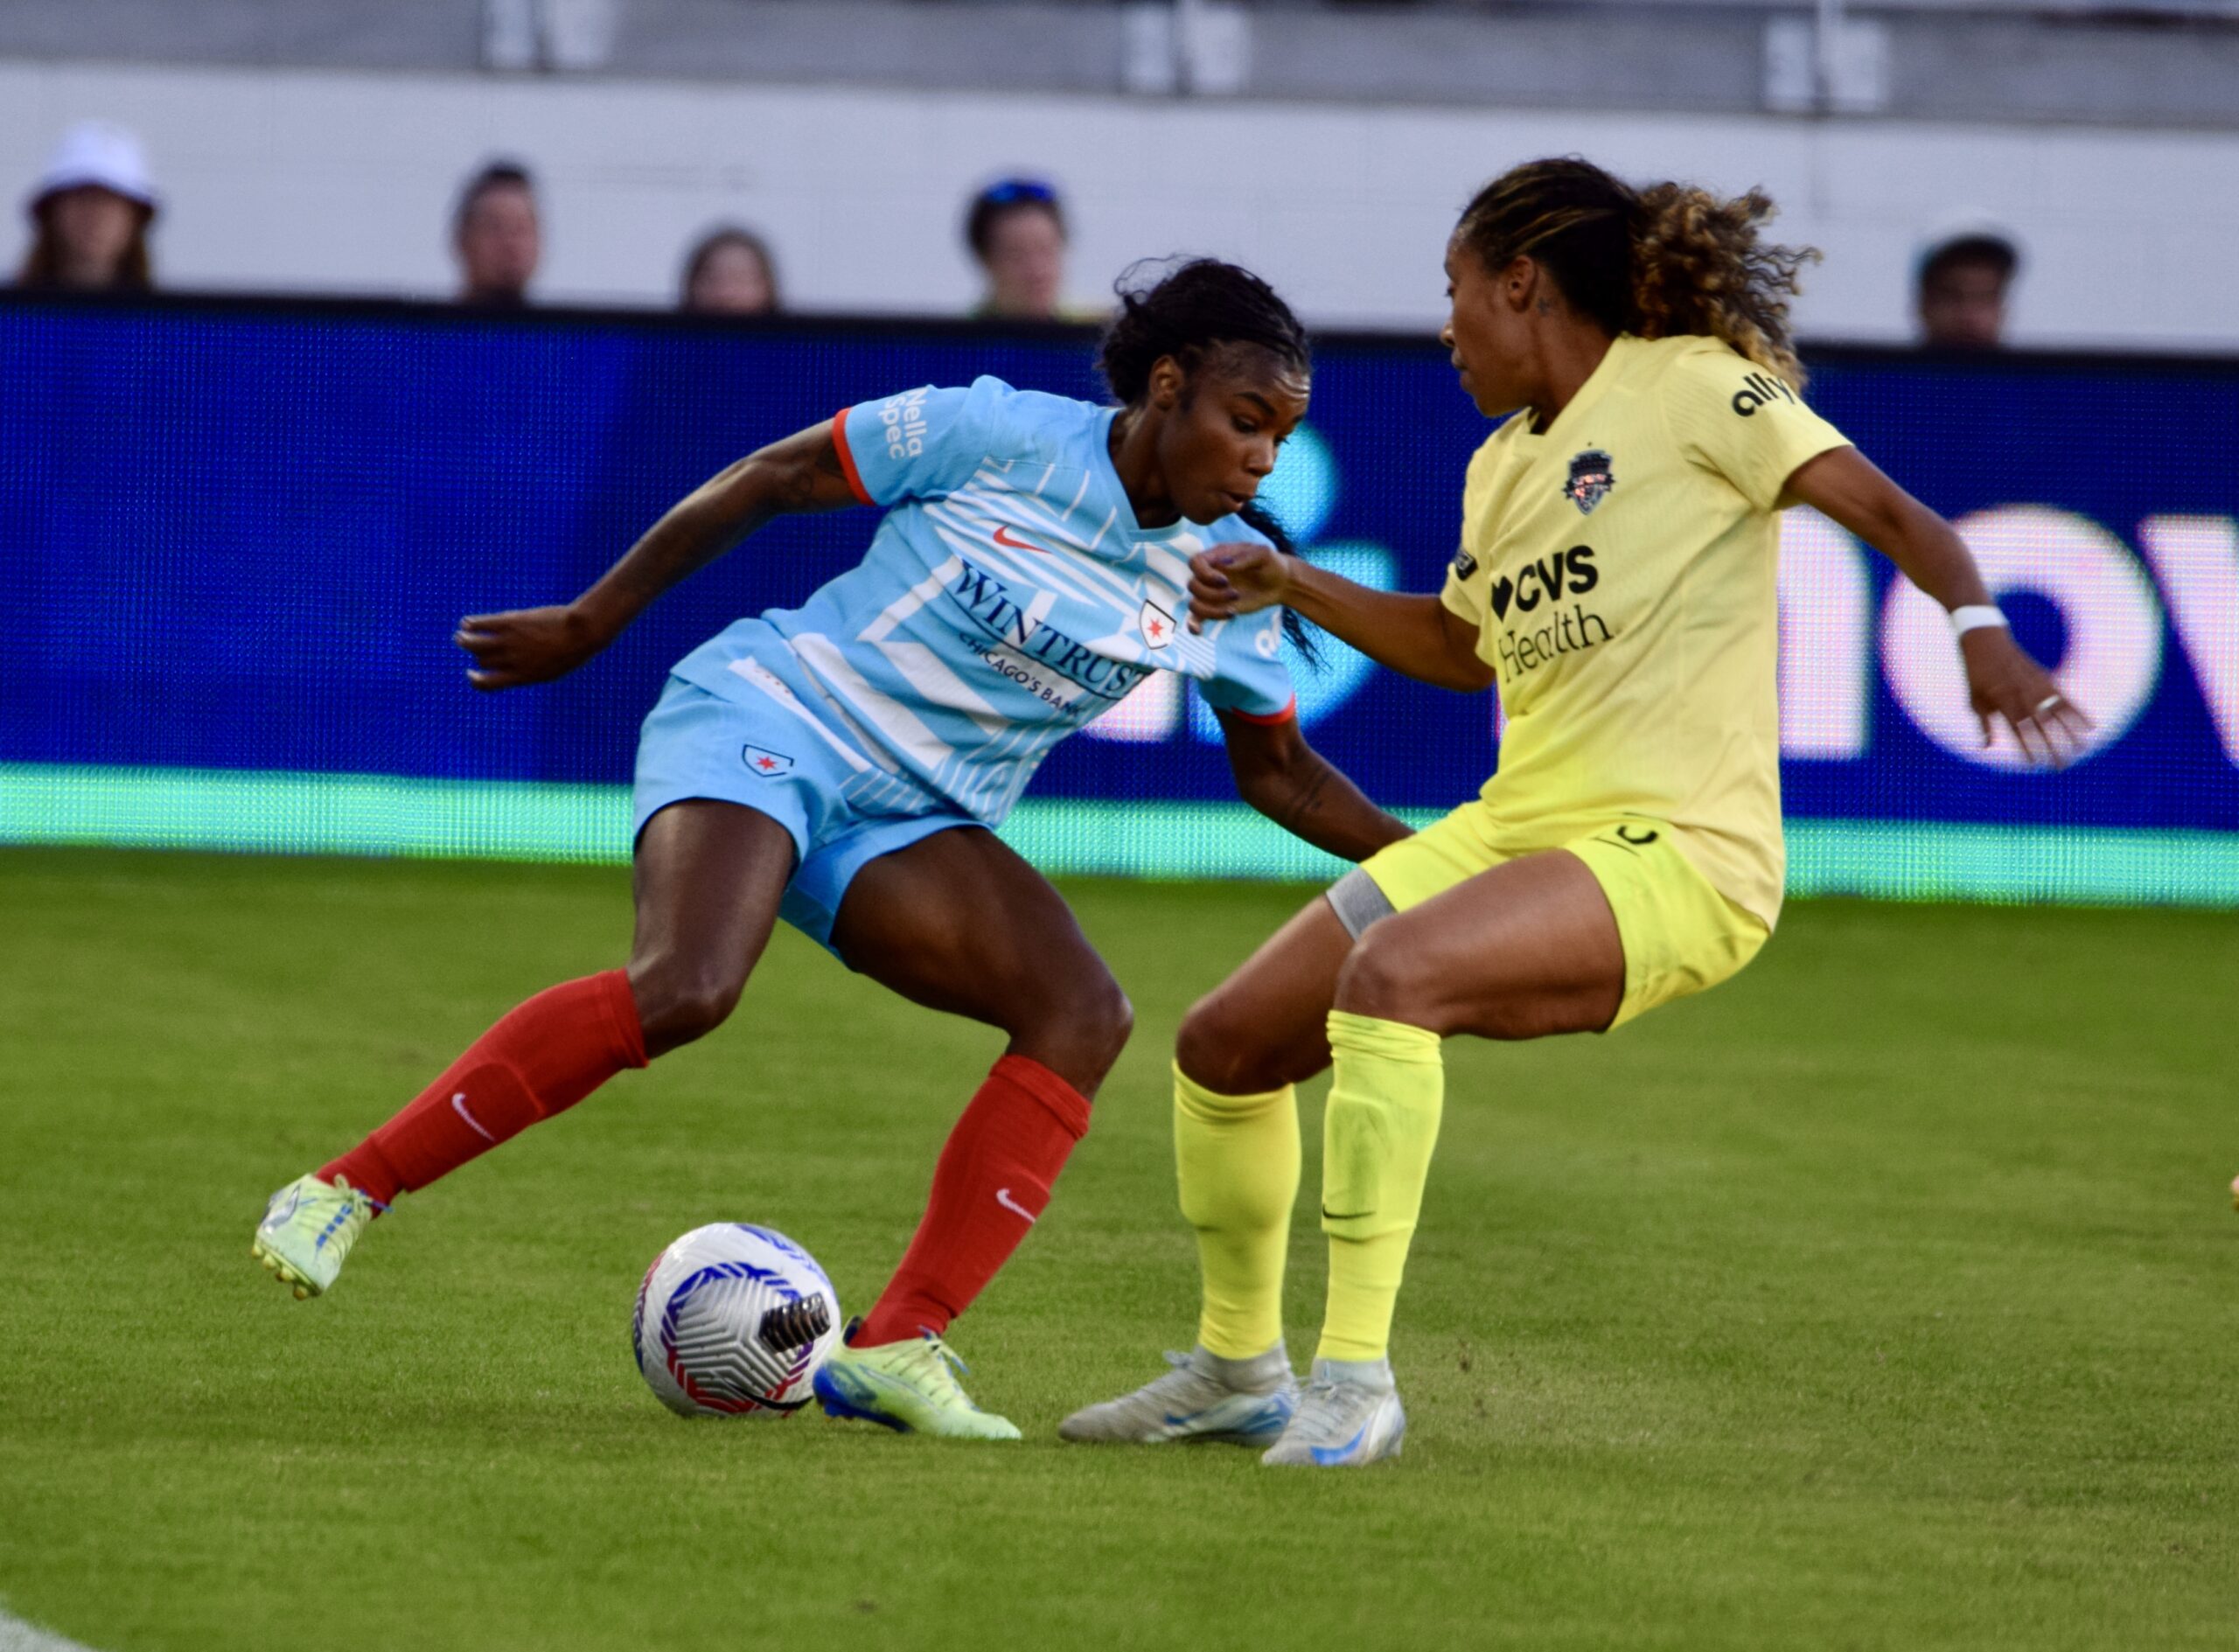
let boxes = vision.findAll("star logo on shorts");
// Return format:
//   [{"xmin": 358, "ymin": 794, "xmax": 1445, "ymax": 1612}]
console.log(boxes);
[{"xmin": 741, "ymin": 744, "xmax": 795, "ymax": 777}]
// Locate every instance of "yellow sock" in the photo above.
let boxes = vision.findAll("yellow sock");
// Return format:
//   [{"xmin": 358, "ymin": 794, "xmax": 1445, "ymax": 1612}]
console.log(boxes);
[
  {"xmin": 1173, "ymin": 1063, "xmax": 1301, "ymax": 1359},
  {"xmin": 1318, "ymin": 1010, "xmax": 1444, "ymax": 1363}
]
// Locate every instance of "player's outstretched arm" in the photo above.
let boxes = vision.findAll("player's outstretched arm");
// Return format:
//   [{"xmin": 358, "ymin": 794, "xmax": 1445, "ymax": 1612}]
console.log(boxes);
[
  {"xmin": 1782, "ymin": 446, "xmax": 2092, "ymax": 767},
  {"xmin": 1217, "ymin": 710, "xmax": 1412, "ymax": 862},
  {"xmin": 1189, "ymin": 543, "xmax": 1496, "ymax": 694},
  {"xmin": 455, "ymin": 422, "xmax": 863, "ymax": 692}
]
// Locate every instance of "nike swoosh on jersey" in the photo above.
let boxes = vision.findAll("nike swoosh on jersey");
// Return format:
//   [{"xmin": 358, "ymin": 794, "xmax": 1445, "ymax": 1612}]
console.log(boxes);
[{"xmin": 992, "ymin": 525, "xmax": 1051, "ymax": 554}]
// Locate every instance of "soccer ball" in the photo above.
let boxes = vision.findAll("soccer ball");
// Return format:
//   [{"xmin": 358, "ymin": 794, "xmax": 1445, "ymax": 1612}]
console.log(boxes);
[{"xmin": 631, "ymin": 1223, "xmax": 842, "ymax": 1418}]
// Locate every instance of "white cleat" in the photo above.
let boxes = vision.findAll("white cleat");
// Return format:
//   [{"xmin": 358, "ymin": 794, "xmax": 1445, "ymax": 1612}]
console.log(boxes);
[
  {"xmin": 251, "ymin": 1173, "xmax": 380, "ymax": 1299},
  {"xmin": 1259, "ymin": 1357, "xmax": 1406, "ymax": 1467},
  {"xmin": 1059, "ymin": 1343, "xmax": 1298, "ymax": 1446}
]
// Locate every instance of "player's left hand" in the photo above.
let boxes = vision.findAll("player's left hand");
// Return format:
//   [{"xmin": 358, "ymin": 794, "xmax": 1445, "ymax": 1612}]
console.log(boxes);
[
  {"xmin": 455, "ymin": 605, "xmax": 609, "ymax": 691},
  {"xmin": 1187, "ymin": 542, "xmax": 1293, "ymax": 631},
  {"xmin": 1961, "ymin": 626, "xmax": 2094, "ymax": 767}
]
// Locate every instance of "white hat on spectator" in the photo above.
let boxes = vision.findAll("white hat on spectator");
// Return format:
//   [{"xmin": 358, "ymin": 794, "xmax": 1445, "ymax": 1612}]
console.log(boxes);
[{"xmin": 26, "ymin": 120, "xmax": 160, "ymax": 220}]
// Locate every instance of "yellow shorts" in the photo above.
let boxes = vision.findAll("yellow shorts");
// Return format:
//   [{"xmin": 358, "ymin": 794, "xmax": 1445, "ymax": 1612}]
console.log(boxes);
[{"xmin": 1343, "ymin": 803, "xmax": 1770, "ymax": 1029}]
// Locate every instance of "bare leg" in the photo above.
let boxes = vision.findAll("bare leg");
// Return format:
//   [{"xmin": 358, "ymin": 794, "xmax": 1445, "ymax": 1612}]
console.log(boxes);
[
  {"xmin": 1308, "ymin": 848, "xmax": 1625, "ymax": 1378},
  {"xmin": 1174, "ymin": 894, "xmax": 1356, "ymax": 1095},
  {"xmin": 833, "ymin": 826, "xmax": 1133, "ymax": 1095},
  {"xmin": 1334, "ymin": 848, "xmax": 1622, "ymax": 1036},
  {"xmin": 301, "ymin": 798, "xmax": 796, "ymax": 1219},
  {"xmin": 625, "ymin": 799, "xmax": 799, "ymax": 1058},
  {"xmin": 829, "ymin": 826, "xmax": 1132, "ymax": 1344}
]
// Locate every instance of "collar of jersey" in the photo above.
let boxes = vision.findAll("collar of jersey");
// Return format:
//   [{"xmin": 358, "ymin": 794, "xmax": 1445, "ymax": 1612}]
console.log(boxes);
[
  {"xmin": 1511, "ymin": 332, "xmax": 1640, "ymax": 447},
  {"xmin": 1090, "ymin": 406, "xmax": 1198, "ymax": 546}
]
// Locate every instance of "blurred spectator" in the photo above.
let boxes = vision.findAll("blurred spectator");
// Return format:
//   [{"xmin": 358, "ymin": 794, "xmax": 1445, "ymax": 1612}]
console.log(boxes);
[
  {"xmin": 17, "ymin": 121, "xmax": 158, "ymax": 291},
  {"xmin": 965, "ymin": 176, "xmax": 1068, "ymax": 321},
  {"xmin": 1915, "ymin": 225, "xmax": 2020, "ymax": 351},
  {"xmin": 453, "ymin": 159, "xmax": 541, "ymax": 307},
  {"xmin": 680, "ymin": 226, "xmax": 780, "ymax": 315}
]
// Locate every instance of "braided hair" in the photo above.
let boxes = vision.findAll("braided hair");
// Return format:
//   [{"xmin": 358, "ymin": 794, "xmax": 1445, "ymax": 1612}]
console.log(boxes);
[{"xmin": 1099, "ymin": 258, "xmax": 1321, "ymax": 663}]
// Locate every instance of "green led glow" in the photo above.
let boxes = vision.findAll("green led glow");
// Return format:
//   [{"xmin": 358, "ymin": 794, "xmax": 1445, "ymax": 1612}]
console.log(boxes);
[
  {"xmin": 1, "ymin": 764, "xmax": 2234, "ymax": 907},
  {"xmin": 0, "ymin": 765, "xmax": 635, "ymax": 863}
]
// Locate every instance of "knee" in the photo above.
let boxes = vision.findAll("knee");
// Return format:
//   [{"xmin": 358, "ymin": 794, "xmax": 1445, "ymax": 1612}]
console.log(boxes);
[
  {"xmin": 1173, "ymin": 997, "xmax": 1229, "ymax": 1088},
  {"xmin": 627, "ymin": 956, "xmax": 744, "ymax": 1053},
  {"xmin": 1072, "ymin": 976, "xmax": 1135, "ymax": 1079},
  {"xmin": 1332, "ymin": 928, "xmax": 1433, "ymax": 1025},
  {"xmin": 1175, "ymin": 992, "xmax": 1284, "ymax": 1096},
  {"xmin": 1016, "ymin": 971, "xmax": 1133, "ymax": 1091}
]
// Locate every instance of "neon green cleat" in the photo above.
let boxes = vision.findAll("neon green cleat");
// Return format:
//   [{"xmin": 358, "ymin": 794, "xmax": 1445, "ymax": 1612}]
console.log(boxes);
[
  {"xmin": 813, "ymin": 1321, "xmax": 1022, "ymax": 1440},
  {"xmin": 251, "ymin": 1173, "xmax": 380, "ymax": 1299}
]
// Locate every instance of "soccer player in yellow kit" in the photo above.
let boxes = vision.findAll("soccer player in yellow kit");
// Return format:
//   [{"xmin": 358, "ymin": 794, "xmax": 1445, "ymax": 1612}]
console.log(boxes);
[{"xmin": 1063, "ymin": 158, "xmax": 2089, "ymax": 1466}]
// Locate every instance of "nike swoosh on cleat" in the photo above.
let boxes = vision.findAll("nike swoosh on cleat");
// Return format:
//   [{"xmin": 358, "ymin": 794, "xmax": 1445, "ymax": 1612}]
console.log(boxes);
[
  {"xmin": 450, "ymin": 1091, "xmax": 496, "ymax": 1143},
  {"xmin": 994, "ymin": 1188, "xmax": 1038, "ymax": 1224},
  {"xmin": 813, "ymin": 1366, "xmax": 911, "ymax": 1432},
  {"xmin": 1310, "ymin": 1423, "xmax": 1371, "ymax": 1466}
]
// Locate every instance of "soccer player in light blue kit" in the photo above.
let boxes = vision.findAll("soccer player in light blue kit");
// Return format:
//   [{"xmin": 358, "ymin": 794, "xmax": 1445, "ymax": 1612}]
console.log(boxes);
[{"xmin": 254, "ymin": 260, "xmax": 1411, "ymax": 1439}]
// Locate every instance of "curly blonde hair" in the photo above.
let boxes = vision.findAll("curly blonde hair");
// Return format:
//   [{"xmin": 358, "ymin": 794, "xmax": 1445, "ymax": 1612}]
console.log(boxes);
[{"xmin": 1456, "ymin": 158, "xmax": 1818, "ymax": 388}]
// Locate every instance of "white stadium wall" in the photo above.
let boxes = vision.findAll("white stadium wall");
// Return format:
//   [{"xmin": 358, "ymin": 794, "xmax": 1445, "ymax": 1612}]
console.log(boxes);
[{"xmin": 2, "ymin": 56, "xmax": 2236, "ymax": 348}]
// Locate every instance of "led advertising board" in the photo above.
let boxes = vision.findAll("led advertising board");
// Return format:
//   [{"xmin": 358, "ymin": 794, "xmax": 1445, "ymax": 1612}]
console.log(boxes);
[{"xmin": 2, "ymin": 299, "xmax": 2231, "ymax": 903}]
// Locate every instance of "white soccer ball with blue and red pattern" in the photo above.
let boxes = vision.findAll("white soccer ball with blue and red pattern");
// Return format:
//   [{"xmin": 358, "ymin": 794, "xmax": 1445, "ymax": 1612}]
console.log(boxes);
[{"xmin": 631, "ymin": 1223, "xmax": 842, "ymax": 1418}]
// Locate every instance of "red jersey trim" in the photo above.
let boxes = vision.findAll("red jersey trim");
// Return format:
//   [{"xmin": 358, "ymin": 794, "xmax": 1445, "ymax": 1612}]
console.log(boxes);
[
  {"xmin": 829, "ymin": 408, "xmax": 873, "ymax": 506},
  {"xmin": 1222, "ymin": 696, "xmax": 1298, "ymax": 727}
]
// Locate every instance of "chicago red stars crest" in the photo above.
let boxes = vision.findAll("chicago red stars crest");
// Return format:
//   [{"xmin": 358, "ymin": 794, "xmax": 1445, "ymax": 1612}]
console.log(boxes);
[{"xmin": 1140, "ymin": 599, "xmax": 1176, "ymax": 650}]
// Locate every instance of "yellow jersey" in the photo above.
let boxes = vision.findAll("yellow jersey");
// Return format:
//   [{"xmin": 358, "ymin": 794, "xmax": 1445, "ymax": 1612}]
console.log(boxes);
[{"xmin": 1440, "ymin": 333, "xmax": 1851, "ymax": 927}]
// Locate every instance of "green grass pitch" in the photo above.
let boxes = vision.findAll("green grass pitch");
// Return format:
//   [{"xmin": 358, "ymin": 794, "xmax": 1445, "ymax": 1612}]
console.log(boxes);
[{"xmin": 0, "ymin": 847, "xmax": 2232, "ymax": 1650}]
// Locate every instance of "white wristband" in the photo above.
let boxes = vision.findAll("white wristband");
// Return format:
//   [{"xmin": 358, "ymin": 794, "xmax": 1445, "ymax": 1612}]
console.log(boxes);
[{"xmin": 1949, "ymin": 604, "xmax": 2008, "ymax": 638}]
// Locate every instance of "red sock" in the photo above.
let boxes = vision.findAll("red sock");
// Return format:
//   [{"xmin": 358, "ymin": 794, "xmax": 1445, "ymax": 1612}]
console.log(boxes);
[
  {"xmin": 318, "ymin": 971, "xmax": 647, "ymax": 1207},
  {"xmin": 854, "ymin": 1054, "xmax": 1092, "ymax": 1347}
]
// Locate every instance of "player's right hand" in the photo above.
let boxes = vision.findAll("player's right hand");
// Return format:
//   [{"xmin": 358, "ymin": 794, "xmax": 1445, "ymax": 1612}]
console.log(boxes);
[
  {"xmin": 455, "ymin": 605, "xmax": 608, "ymax": 690},
  {"xmin": 1187, "ymin": 543, "xmax": 1294, "ymax": 631}
]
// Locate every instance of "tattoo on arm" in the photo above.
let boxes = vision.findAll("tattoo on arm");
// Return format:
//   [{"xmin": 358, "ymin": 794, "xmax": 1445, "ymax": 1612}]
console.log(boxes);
[
  {"xmin": 778, "ymin": 433, "xmax": 852, "ymax": 509},
  {"xmin": 1252, "ymin": 734, "xmax": 1412, "ymax": 861}
]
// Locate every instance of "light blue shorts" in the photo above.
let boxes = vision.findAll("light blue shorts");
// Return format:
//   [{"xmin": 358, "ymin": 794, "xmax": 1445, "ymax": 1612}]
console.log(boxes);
[{"xmin": 631, "ymin": 666, "xmax": 978, "ymax": 957}]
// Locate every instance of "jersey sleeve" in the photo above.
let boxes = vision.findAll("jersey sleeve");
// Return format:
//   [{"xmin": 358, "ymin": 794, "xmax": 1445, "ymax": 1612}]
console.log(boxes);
[
  {"xmin": 1197, "ymin": 606, "xmax": 1298, "ymax": 723},
  {"xmin": 1440, "ymin": 437, "xmax": 1503, "ymax": 623},
  {"xmin": 834, "ymin": 378, "xmax": 1007, "ymax": 506},
  {"xmin": 1664, "ymin": 349, "xmax": 1852, "ymax": 511},
  {"xmin": 1440, "ymin": 553, "xmax": 1484, "ymax": 624}
]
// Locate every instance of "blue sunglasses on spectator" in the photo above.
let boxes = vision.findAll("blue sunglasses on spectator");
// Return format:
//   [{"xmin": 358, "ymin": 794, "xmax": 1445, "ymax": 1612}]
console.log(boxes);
[{"xmin": 978, "ymin": 178, "xmax": 1058, "ymax": 208}]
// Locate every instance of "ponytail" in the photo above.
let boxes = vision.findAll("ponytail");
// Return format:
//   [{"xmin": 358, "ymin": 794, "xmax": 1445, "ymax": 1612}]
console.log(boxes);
[
  {"xmin": 1629, "ymin": 181, "xmax": 1815, "ymax": 388},
  {"xmin": 1234, "ymin": 498, "xmax": 1322, "ymax": 667},
  {"xmin": 1455, "ymin": 157, "xmax": 1818, "ymax": 388}
]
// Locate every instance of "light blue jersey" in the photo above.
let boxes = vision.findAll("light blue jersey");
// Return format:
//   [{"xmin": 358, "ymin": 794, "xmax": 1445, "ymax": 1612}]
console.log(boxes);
[{"xmin": 670, "ymin": 377, "xmax": 1296, "ymax": 825}]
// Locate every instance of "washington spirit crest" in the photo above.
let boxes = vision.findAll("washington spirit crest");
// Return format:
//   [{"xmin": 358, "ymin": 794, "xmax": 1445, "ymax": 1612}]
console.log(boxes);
[{"xmin": 1563, "ymin": 449, "xmax": 1615, "ymax": 514}]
